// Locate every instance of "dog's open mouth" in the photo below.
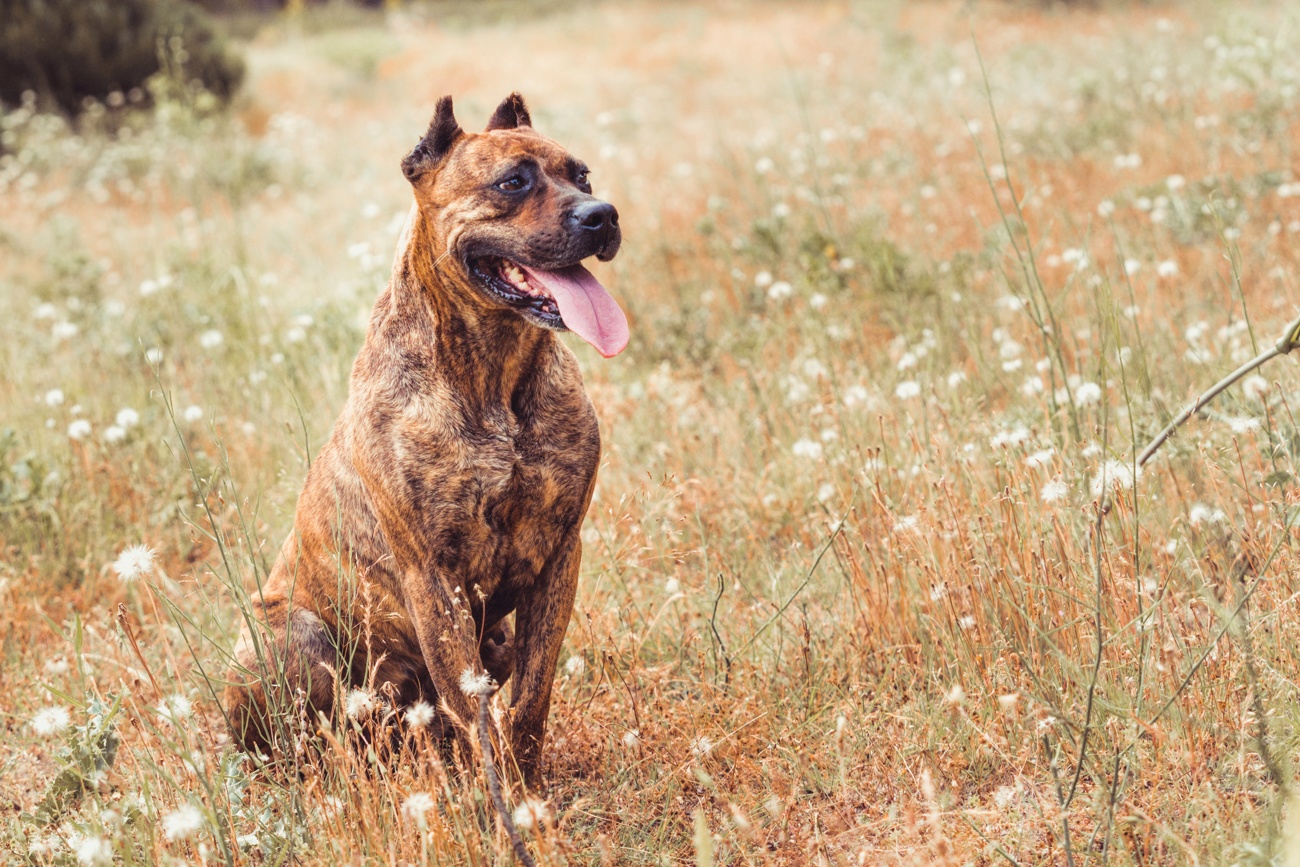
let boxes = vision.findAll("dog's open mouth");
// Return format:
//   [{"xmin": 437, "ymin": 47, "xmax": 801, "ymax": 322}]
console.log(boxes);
[{"xmin": 471, "ymin": 256, "xmax": 629, "ymax": 358}]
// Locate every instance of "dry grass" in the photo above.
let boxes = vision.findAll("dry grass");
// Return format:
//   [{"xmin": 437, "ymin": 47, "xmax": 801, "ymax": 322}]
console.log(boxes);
[{"xmin": 3, "ymin": 1, "xmax": 1300, "ymax": 863}]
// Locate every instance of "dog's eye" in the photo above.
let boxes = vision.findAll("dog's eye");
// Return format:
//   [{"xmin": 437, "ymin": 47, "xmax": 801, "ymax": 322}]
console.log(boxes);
[
  {"xmin": 575, "ymin": 170, "xmax": 590, "ymax": 187},
  {"xmin": 497, "ymin": 176, "xmax": 528, "ymax": 192}
]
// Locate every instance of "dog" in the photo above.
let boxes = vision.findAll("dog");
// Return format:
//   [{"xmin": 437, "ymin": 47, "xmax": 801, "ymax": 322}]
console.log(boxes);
[{"xmin": 223, "ymin": 93, "xmax": 627, "ymax": 786}]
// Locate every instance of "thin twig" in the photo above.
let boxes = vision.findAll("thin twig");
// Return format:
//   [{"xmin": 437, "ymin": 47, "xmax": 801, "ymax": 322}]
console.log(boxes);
[
  {"xmin": 1134, "ymin": 312, "xmax": 1300, "ymax": 472},
  {"xmin": 478, "ymin": 692, "xmax": 536, "ymax": 867}
]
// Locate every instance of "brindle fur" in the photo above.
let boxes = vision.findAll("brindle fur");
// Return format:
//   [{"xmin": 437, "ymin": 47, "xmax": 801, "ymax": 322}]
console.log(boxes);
[{"xmin": 223, "ymin": 93, "xmax": 619, "ymax": 784}]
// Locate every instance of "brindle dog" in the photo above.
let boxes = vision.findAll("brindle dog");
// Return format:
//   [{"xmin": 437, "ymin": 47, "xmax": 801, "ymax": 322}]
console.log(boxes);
[{"xmin": 223, "ymin": 93, "xmax": 628, "ymax": 785}]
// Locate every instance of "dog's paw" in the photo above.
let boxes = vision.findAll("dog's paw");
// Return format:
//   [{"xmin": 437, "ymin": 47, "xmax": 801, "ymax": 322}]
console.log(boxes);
[{"xmin": 480, "ymin": 621, "xmax": 516, "ymax": 686}]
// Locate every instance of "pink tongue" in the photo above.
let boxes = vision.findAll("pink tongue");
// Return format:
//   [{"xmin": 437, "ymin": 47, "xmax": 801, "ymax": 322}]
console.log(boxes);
[{"xmin": 519, "ymin": 263, "xmax": 629, "ymax": 358}]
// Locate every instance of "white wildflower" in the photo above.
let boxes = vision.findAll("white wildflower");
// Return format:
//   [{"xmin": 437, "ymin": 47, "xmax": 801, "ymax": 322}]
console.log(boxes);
[
  {"xmin": 157, "ymin": 693, "xmax": 192, "ymax": 723},
  {"xmin": 998, "ymin": 693, "xmax": 1020, "ymax": 711},
  {"xmin": 52, "ymin": 321, "xmax": 79, "ymax": 340},
  {"xmin": 115, "ymin": 408, "xmax": 140, "ymax": 429},
  {"xmin": 1189, "ymin": 504, "xmax": 1227, "ymax": 527},
  {"xmin": 512, "ymin": 798, "xmax": 551, "ymax": 830},
  {"xmin": 183, "ymin": 405, "xmax": 204, "ymax": 423},
  {"xmin": 947, "ymin": 370, "xmax": 967, "ymax": 388},
  {"xmin": 404, "ymin": 701, "xmax": 435, "ymax": 727},
  {"xmin": 1156, "ymin": 260, "xmax": 1178, "ymax": 278},
  {"xmin": 753, "ymin": 270, "xmax": 773, "ymax": 288},
  {"xmin": 893, "ymin": 515, "xmax": 919, "ymax": 533},
  {"xmin": 690, "ymin": 735, "xmax": 714, "ymax": 757},
  {"xmin": 993, "ymin": 787, "xmax": 1016, "ymax": 808},
  {"xmin": 145, "ymin": 347, "xmax": 163, "ymax": 365},
  {"xmin": 958, "ymin": 615, "xmax": 976, "ymax": 630},
  {"xmin": 44, "ymin": 389, "xmax": 65, "ymax": 407},
  {"xmin": 1090, "ymin": 460, "xmax": 1142, "ymax": 496},
  {"xmin": 894, "ymin": 380, "xmax": 921, "ymax": 399},
  {"xmin": 1025, "ymin": 449, "xmax": 1055, "ymax": 469},
  {"xmin": 102, "ymin": 426, "xmax": 126, "ymax": 444},
  {"xmin": 236, "ymin": 834, "xmax": 260, "ymax": 850},
  {"xmin": 929, "ymin": 584, "xmax": 947, "ymax": 602},
  {"xmin": 32, "ymin": 706, "xmax": 70, "ymax": 736},
  {"xmin": 34, "ymin": 302, "xmax": 58, "ymax": 320},
  {"xmin": 344, "ymin": 688, "xmax": 375, "ymax": 718},
  {"xmin": 1040, "ymin": 479, "xmax": 1069, "ymax": 503},
  {"xmin": 112, "ymin": 544, "xmax": 155, "ymax": 582},
  {"xmin": 945, "ymin": 684, "xmax": 965, "ymax": 704},
  {"xmin": 161, "ymin": 804, "xmax": 204, "ymax": 841},
  {"xmin": 1242, "ymin": 375, "xmax": 1270, "ymax": 400},
  {"xmin": 767, "ymin": 280, "xmax": 793, "ymax": 301},
  {"xmin": 664, "ymin": 577, "xmax": 682, "ymax": 595},
  {"xmin": 1222, "ymin": 415, "xmax": 1260, "ymax": 434},
  {"xmin": 564, "ymin": 655, "xmax": 586, "ymax": 677},
  {"xmin": 791, "ymin": 438, "xmax": 823, "ymax": 460},
  {"xmin": 458, "ymin": 670, "xmax": 494, "ymax": 697},
  {"xmin": 989, "ymin": 426, "xmax": 1030, "ymax": 449},
  {"xmin": 199, "ymin": 329, "xmax": 224, "ymax": 349},
  {"xmin": 1074, "ymin": 382, "xmax": 1102, "ymax": 406},
  {"xmin": 817, "ymin": 483, "xmax": 835, "ymax": 503},
  {"xmin": 809, "ymin": 293, "xmax": 828, "ymax": 309},
  {"xmin": 623, "ymin": 729, "xmax": 642, "ymax": 748},
  {"xmin": 44, "ymin": 657, "xmax": 69, "ymax": 675},
  {"xmin": 402, "ymin": 792, "xmax": 435, "ymax": 827},
  {"xmin": 73, "ymin": 835, "xmax": 112, "ymax": 866},
  {"xmin": 68, "ymin": 419, "xmax": 92, "ymax": 441}
]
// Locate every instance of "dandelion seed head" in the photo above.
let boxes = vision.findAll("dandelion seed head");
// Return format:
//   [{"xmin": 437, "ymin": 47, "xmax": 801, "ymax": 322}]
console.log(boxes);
[
  {"xmin": 1243, "ymin": 375, "xmax": 1270, "ymax": 400},
  {"xmin": 512, "ymin": 798, "xmax": 551, "ymax": 830},
  {"xmin": 157, "ymin": 693, "xmax": 192, "ymax": 723},
  {"xmin": 32, "ymin": 706, "xmax": 70, "ymax": 736},
  {"xmin": 102, "ymin": 425, "xmax": 127, "ymax": 444},
  {"xmin": 1041, "ymin": 480, "xmax": 1069, "ymax": 503},
  {"xmin": 1090, "ymin": 460, "xmax": 1142, "ymax": 497},
  {"xmin": 115, "ymin": 408, "xmax": 140, "ymax": 429},
  {"xmin": 402, "ymin": 792, "xmax": 434, "ymax": 826},
  {"xmin": 623, "ymin": 729, "xmax": 642, "ymax": 748},
  {"xmin": 1222, "ymin": 415, "xmax": 1261, "ymax": 434},
  {"xmin": 690, "ymin": 735, "xmax": 715, "ymax": 757},
  {"xmin": 404, "ymin": 701, "xmax": 435, "ymax": 727},
  {"xmin": 894, "ymin": 380, "xmax": 921, "ymax": 399},
  {"xmin": 68, "ymin": 419, "xmax": 92, "ymax": 441},
  {"xmin": 564, "ymin": 655, "xmax": 586, "ymax": 677},
  {"xmin": 161, "ymin": 804, "xmax": 204, "ymax": 841},
  {"xmin": 112, "ymin": 544, "xmax": 155, "ymax": 582},
  {"xmin": 44, "ymin": 389, "xmax": 65, "ymax": 407},
  {"xmin": 791, "ymin": 438, "xmax": 823, "ymax": 460},
  {"xmin": 73, "ymin": 835, "xmax": 112, "ymax": 866},
  {"xmin": 344, "ymin": 688, "xmax": 375, "ymax": 718},
  {"xmin": 458, "ymin": 669, "xmax": 494, "ymax": 697},
  {"xmin": 1074, "ymin": 382, "xmax": 1103, "ymax": 406}
]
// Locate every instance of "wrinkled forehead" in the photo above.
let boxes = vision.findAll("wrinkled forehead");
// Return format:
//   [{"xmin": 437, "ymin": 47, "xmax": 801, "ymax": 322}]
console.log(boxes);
[{"xmin": 451, "ymin": 129, "xmax": 581, "ymax": 180}]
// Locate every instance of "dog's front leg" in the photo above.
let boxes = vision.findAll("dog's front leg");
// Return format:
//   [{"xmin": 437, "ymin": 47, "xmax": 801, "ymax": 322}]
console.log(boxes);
[
  {"xmin": 399, "ymin": 565, "xmax": 495, "ymax": 759},
  {"xmin": 510, "ymin": 532, "xmax": 583, "ymax": 787}
]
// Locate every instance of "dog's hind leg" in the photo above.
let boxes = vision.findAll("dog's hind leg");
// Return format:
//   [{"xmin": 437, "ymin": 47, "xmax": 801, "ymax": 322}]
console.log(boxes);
[{"xmin": 224, "ymin": 595, "xmax": 339, "ymax": 758}]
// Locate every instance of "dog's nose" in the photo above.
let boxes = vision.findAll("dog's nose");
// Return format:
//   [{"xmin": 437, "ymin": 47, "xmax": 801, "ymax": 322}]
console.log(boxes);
[{"xmin": 569, "ymin": 201, "xmax": 619, "ymax": 232}]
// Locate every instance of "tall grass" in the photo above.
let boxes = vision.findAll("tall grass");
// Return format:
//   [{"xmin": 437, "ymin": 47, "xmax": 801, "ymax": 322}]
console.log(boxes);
[{"xmin": 3, "ymin": 1, "xmax": 1300, "ymax": 864}]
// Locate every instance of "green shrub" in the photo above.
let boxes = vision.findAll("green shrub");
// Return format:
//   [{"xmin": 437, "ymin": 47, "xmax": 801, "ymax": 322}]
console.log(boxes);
[{"xmin": 0, "ymin": 0, "xmax": 245, "ymax": 115}]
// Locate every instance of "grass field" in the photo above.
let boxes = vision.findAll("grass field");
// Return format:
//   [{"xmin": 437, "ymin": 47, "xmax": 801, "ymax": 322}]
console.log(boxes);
[{"xmin": 4, "ymin": 1, "xmax": 1300, "ymax": 863}]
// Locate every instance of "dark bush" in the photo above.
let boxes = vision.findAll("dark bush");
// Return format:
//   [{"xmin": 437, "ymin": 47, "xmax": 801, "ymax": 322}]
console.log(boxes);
[{"xmin": 0, "ymin": 0, "xmax": 245, "ymax": 115}]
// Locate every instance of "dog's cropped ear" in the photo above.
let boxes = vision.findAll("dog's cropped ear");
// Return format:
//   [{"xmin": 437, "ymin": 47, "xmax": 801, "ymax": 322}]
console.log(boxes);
[
  {"xmin": 402, "ymin": 96, "xmax": 464, "ymax": 182},
  {"xmin": 485, "ymin": 92, "xmax": 532, "ymax": 132}
]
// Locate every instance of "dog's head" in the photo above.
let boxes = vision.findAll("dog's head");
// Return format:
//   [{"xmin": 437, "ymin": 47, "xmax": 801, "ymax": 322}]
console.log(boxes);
[{"xmin": 401, "ymin": 94, "xmax": 628, "ymax": 358}]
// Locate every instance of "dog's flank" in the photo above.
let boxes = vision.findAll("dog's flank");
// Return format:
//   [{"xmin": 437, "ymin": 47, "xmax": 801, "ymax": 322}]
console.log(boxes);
[{"xmin": 223, "ymin": 93, "xmax": 625, "ymax": 784}]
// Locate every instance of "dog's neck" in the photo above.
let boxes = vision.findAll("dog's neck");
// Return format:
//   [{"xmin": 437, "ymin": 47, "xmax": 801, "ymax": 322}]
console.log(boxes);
[{"xmin": 381, "ymin": 209, "xmax": 550, "ymax": 414}]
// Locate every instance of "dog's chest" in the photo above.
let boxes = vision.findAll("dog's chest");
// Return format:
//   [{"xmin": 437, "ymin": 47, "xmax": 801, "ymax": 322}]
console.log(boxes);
[{"xmin": 422, "ymin": 409, "xmax": 596, "ymax": 590}]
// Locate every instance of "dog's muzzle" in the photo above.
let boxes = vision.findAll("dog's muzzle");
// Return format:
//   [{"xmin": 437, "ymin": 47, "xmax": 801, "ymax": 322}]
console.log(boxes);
[{"xmin": 567, "ymin": 200, "xmax": 621, "ymax": 262}]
